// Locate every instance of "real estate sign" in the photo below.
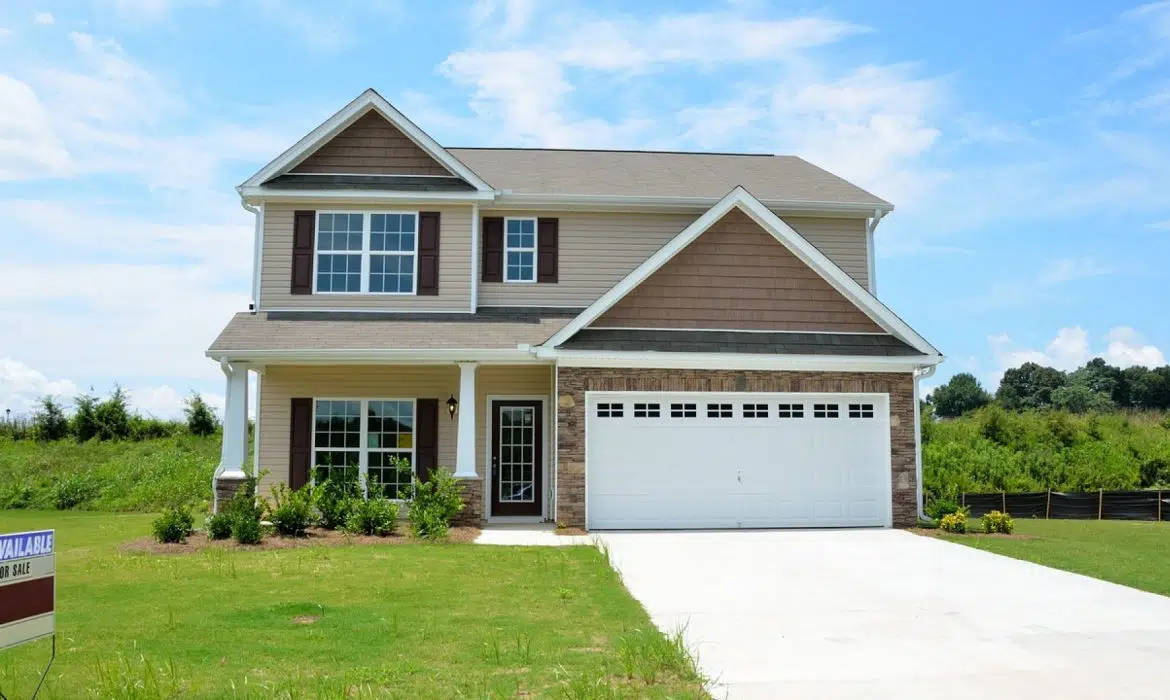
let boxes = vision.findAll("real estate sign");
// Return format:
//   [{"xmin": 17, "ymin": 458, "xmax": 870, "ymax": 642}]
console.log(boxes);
[{"xmin": 0, "ymin": 530, "xmax": 55, "ymax": 651}]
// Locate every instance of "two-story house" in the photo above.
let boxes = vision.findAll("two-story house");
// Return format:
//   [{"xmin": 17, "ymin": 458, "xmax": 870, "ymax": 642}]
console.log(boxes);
[{"xmin": 207, "ymin": 89, "xmax": 942, "ymax": 530}]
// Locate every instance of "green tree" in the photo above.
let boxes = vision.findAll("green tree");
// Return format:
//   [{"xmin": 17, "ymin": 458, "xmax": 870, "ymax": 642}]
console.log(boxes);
[
  {"xmin": 1127, "ymin": 366, "xmax": 1170, "ymax": 410},
  {"xmin": 33, "ymin": 396, "xmax": 71, "ymax": 441},
  {"xmin": 183, "ymin": 392, "xmax": 219, "ymax": 437},
  {"xmin": 1070, "ymin": 358, "xmax": 1126, "ymax": 406},
  {"xmin": 93, "ymin": 386, "xmax": 132, "ymax": 441},
  {"xmin": 72, "ymin": 392, "xmax": 99, "ymax": 441},
  {"xmin": 929, "ymin": 372, "xmax": 992, "ymax": 418},
  {"xmin": 1050, "ymin": 384, "xmax": 1114, "ymax": 414},
  {"xmin": 996, "ymin": 362, "xmax": 1067, "ymax": 410}
]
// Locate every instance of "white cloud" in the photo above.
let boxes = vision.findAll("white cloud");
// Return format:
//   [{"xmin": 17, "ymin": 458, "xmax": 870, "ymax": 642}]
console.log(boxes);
[
  {"xmin": 33, "ymin": 12, "xmax": 55, "ymax": 25},
  {"xmin": 988, "ymin": 326, "xmax": 1166, "ymax": 385},
  {"xmin": 0, "ymin": 358, "xmax": 79, "ymax": 415},
  {"xmin": 1038, "ymin": 257, "xmax": 1114, "ymax": 285},
  {"xmin": 0, "ymin": 75, "xmax": 71, "ymax": 179}
]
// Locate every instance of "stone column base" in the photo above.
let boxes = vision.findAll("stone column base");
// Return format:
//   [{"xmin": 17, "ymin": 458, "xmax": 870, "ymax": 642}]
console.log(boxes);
[
  {"xmin": 453, "ymin": 477, "xmax": 484, "ymax": 527},
  {"xmin": 213, "ymin": 475, "xmax": 248, "ymax": 513}
]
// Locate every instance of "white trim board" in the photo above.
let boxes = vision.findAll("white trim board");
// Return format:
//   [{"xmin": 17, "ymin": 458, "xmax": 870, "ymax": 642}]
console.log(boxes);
[
  {"xmin": 542, "ymin": 186, "xmax": 941, "ymax": 359},
  {"xmin": 240, "ymin": 89, "xmax": 494, "ymax": 194}
]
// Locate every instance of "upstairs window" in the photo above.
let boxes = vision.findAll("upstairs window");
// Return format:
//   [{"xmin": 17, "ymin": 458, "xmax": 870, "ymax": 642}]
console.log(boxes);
[
  {"xmin": 315, "ymin": 211, "xmax": 418, "ymax": 295},
  {"xmin": 504, "ymin": 218, "xmax": 537, "ymax": 282}
]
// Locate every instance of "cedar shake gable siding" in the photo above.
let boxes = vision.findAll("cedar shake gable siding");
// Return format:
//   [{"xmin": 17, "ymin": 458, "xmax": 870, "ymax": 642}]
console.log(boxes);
[
  {"xmin": 554, "ymin": 367, "xmax": 917, "ymax": 529},
  {"xmin": 592, "ymin": 209, "xmax": 883, "ymax": 333},
  {"xmin": 289, "ymin": 112, "xmax": 455, "ymax": 177}
]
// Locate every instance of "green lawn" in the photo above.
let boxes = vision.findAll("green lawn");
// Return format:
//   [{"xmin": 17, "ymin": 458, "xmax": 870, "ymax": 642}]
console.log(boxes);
[
  {"xmin": 940, "ymin": 518, "xmax": 1170, "ymax": 596},
  {"xmin": 0, "ymin": 512, "xmax": 704, "ymax": 699}
]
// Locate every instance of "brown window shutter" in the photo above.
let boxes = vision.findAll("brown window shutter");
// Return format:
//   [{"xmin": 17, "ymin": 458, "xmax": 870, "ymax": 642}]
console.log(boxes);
[
  {"xmin": 289, "ymin": 397, "xmax": 313, "ymax": 489},
  {"xmin": 415, "ymin": 398, "xmax": 439, "ymax": 483},
  {"xmin": 482, "ymin": 217, "xmax": 504, "ymax": 283},
  {"xmin": 417, "ymin": 212, "xmax": 440, "ymax": 296},
  {"xmin": 292, "ymin": 211, "xmax": 315, "ymax": 294},
  {"xmin": 537, "ymin": 218, "xmax": 559, "ymax": 283}
]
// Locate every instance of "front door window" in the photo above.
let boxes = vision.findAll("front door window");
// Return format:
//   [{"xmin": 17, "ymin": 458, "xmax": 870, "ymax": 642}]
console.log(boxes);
[{"xmin": 490, "ymin": 400, "xmax": 543, "ymax": 516}]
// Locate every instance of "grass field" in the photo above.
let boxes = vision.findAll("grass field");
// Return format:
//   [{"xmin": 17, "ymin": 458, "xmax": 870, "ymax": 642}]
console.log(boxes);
[
  {"xmin": 0, "ymin": 512, "xmax": 704, "ymax": 699},
  {"xmin": 940, "ymin": 518, "xmax": 1170, "ymax": 596}
]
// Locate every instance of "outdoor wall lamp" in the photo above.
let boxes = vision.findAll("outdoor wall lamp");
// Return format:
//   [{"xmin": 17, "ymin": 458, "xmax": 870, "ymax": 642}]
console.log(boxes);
[{"xmin": 446, "ymin": 395, "xmax": 458, "ymax": 420}]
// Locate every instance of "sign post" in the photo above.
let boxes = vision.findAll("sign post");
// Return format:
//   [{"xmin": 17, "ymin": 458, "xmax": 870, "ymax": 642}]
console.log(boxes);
[{"xmin": 0, "ymin": 530, "xmax": 56, "ymax": 700}]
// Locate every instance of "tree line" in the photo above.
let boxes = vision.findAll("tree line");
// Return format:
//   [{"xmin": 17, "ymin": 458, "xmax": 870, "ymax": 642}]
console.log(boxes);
[
  {"xmin": 928, "ymin": 358, "xmax": 1170, "ymax": 418},
  {"xmin": 2, "ymin": 387, "xmax": 220, "ymax": 442}
]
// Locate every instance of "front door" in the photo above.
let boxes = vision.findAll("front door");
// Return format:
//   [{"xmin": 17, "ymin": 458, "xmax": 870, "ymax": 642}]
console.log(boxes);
[{"xmin": 490, "ymin": 400, "xmax": 543, "ymax": 516}]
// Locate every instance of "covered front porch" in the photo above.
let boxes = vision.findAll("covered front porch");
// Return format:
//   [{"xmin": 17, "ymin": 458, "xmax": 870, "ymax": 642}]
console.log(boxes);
[{"xmin": 212, "ymin": 361, "xmax": 556, "ymax": 525}]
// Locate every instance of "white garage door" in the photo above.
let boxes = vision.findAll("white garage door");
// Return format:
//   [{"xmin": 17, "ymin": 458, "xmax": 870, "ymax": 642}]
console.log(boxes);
[{"xmin": 585, "ymin": 392, "xmax": 891, "ymax": 529}]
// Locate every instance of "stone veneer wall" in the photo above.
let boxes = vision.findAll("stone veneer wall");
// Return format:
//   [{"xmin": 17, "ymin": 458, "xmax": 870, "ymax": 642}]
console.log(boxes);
[
  {"xmin": 453, "ymin": 477, "xmax": 485, "ymax": 527},
  {"xmin": 554, "ymin": 368, "xmax": 918, "ymax": 529}
]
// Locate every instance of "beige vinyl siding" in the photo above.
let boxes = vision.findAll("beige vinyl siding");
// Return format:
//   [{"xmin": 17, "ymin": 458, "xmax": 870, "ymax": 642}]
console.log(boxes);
[
  {"xmin": 592, "ymin": 209, "xmax": 882, "ymax": 333},
  {"xmin": 291, "ymin": 112, "xmax": 453, "ymax": 176},
  {"xmin": 256, "ymin": 364, "xmax": 553, "ymax": 500},
  {"xmin": 477, "ymin": 209, "xmax": 869, "ymax": 308},
  {"xmin": 260, "ymin": 204, "xmax": 472, "ymax": 311},
  {"xmin": 778, "ymin": 215, "xmax": 869, "ymax": 290}
]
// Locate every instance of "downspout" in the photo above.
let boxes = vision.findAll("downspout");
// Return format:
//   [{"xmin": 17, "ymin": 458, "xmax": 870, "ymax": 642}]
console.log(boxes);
[
  {"xmin": 913, "ymin": 364, "xmax": 937, "ymax": 521},
  {"xmin": 241, "ymin": 197, "xmax": 263, "ymax": 313},
  {"xmin": 865, "ymin": 207, "xmax": 886, "ymax": 296}
]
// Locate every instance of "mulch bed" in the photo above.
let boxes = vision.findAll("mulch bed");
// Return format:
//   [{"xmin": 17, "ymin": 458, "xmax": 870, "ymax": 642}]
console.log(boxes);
[
  {"xmin": 910, "ymin": 527, "xmax": 1036, "ymax": 541},
  {"xmin": 121, "ymin": 526, "xmax": 481, "ymax": 555},
  {"xmin": 554, "ymin": 527, "xmax": 589, "ymax": 536}
]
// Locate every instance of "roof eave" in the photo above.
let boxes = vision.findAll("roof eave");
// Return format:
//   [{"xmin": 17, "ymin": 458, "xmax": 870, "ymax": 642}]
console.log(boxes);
[
  {"xmin": 239, "ymin": 186, "xmax": 497, "ymax": 204},
  {"xmin": 535, "ymin": 348, "xmax": 941, "ymax": 372},
  {"xmin": 491, "ymin": 191, "xmax": 893, "ymax": 215}
]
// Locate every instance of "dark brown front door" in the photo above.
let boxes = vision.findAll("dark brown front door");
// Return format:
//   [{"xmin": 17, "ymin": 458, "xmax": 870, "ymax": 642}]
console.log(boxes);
[{"xmin": 490, "ymin": 400, "xmax": 543, "ymax": 516}]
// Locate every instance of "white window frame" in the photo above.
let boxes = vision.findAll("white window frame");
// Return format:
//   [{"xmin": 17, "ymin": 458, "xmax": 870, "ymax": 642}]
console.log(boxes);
[
  {"xmin": 310, "ymin": 397, "xmax": 417, "ymax": 499},
  {"xmin": 313, "ymin": 211, "xmax": 420, "ymax": 296},
  {"xmin": 503, "ymin": 216, "xmax": 538, "ymax": 284}
]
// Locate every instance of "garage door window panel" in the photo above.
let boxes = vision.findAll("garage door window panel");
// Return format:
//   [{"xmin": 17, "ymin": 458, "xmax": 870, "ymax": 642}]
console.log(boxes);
[
  {"xmin": 670, "ymin": 403, "xmax": 697, "ymax": 418},
  {"xmin": 707, "ymin": 403, "xmax": 733, "ymax": 418},
  {"xmin": 743, "ymin": 403, "xmax": 769, "ymax": 418},
  {"xmin": 849, "ymin": 403, "xmax": 875, "ymax": 418},
  {"xmin": 777, "ymin": 403, "xmax": 804, "ymax": 418},
  {"xmin": 633, "ymin": 403, "xmax": 660, "ymax": 418},
  {"xmin": 813, "ymin": 403, "xmax": 840, "ymax": 418}
]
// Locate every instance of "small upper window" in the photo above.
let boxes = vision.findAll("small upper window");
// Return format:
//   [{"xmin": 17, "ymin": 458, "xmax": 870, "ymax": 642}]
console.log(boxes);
[
  {"xmin": 670, "ymin": 403, "xmax": 697, "ymax": 418},
  {"xmin": 777, "ymin": 403, "xmax": 804, "ymax": 418},
  {"xmin": 849, "ymin": 403, "xmax": 875, "ymax": 418},
  {"xmin": 743, "ymin": 403, "xmax": 769, "ymax": 418},
  {"xmin": 813, "ymin": 403, "xmax": 839, "ymax": 419},
  {"xmin": 706, "ymin": 403, "xmax": 733, "ymax": 418},
  {"xmin": 633, "ymin": 403, "xmax": 660, "ymax": 418},
  {"xmin": 596, "ymin": 403, "xmax": 623, "ymax": 418},
  {"xmin": 504, "ymin": 218, "xmax": 537, "ymax": 283}
]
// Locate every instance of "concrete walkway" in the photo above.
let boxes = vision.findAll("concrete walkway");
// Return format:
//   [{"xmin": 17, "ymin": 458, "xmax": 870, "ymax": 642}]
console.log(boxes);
[
  {"xmin": 474, "ymin": 523, "xmax": 593, "ymax": 546},
  {"xmin": 596, "ymin": 529, "xmax": 1170, "ymax": 700}
]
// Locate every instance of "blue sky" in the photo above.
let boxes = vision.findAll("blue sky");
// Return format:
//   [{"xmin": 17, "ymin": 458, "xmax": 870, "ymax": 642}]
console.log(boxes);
[{"xmin": 1, "ymin": 0, "xmax": 1168, "ymax": 417}]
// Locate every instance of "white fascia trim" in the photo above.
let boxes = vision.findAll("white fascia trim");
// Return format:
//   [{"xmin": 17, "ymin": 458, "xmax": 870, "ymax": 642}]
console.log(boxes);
[
  {"xmin": 493, "ymin": 191, "xmax": 893, "ymax": 216},
  {"xmin": 584, "ymin": 326, "xmax": 890, "ymax": 335},
  {"xmin": 537, "ymin": 348, "xmax": 941, "ymax": 372},
  {"xmin": 239, "ymin": 187, "xmax": 496, "ymax": 203},
  {"xmin": 239, "ymin": 89, "xmax": 494, "ymax": 193},
  {"xmin": 260, "ymin": 307, "xmax": 474, "ymax": 314},
  {"xmin": 205, "ymin": 348, "xmax": 545, "ymax": 364},
  {"xmin": 543, "ymin": 186, "xmax": 941, "ymax": 358}
]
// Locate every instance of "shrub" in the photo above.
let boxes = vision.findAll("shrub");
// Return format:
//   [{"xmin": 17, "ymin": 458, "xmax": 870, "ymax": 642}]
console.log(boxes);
[
  {"xmin": 129, "ymin": 417, "xmax": 181, "ymax": 441},
  {"xmin": 982, "ymin": 510, "xmax": 1015, "ymax": 534},
  {"xmin": 232, "ymin": 513, "xmax": 263, "ymax": 545},
  {"xmin": 54, "ymin": 472, "xmax": 97, "ymax": 509},
  {"xmin": 184, "ymin": 392, "xmax": 219, "ymax": 437},
  {"xmin": 93, "ymin": 386, "xmax": 133, "ymax": 441},
  {"xmin": 925, "ymin": 496, "xmax": 964, "ymax": 521},
  {"xmin": 205, "ymin": 512, "xmax": 233, "ymax": 540},
  {"xmin": 344, "ymin": 496, "xmax": 400, "ymax": 536},
  {"xmin": 33, "ymin": 396, "xmax": 70, "ymax": 441},
  {"xmin": 409, "ymin": 467, "xmax": 464, "ymax": 540},
  {"xmin": 939, "ymin": 511, "xmax": 968, "ymax": 534},
  {"xmin": 72, "ymin": 393, "xmax": 100, "ymax": 441},
  {"xmin": 316, "ymin": 475, "xmax": 361, "ymax": 529},
  {"xmin": 152, "ymin": 505, "xmax": 194, "ymax": 544},
  {"xmin": 267, "ymin": 483, "xmax": 316, "ymax": 537}
]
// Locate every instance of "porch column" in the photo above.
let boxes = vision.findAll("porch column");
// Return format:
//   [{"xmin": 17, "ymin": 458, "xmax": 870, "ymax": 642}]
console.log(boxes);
[
  {"xmin": 213, "ymin": 360, "xmax": 250, "ymax": 512},
  {"xmin": 454, "ymin": 362, "xmax": 478, "ymax": 478}
]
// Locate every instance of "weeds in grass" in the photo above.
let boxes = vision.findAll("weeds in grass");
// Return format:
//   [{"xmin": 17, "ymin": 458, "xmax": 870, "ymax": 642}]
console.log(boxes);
[
  {"xmin": 515, "ymin": 633, "xmax": 533, "ymax": 664},
  {"xmin": 555, "ymin": 667, "xmax": 620, "ymax": 699},
  {"xmin": 91, "ymin": 654, "xmax": 184, "ymax": 699},
  {"xmin": 483, "ymin": 634, "xmax": 503, "ymax": 665},
  {"xmin": 616, "ymin": 625, "xmax": 702, "ymax": 686}
]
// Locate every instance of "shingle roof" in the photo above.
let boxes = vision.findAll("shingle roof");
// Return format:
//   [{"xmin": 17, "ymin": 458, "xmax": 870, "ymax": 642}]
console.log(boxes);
[
  {"xmin": 263, "ymin": 174, "xmax": 476, "ymax": 192},
  {"xmin": 557, "ymin": 329, "xmax": 924, "ymax": 356},
  {"xmin": 208, "ymin": 309, "xmax": 580, "ymax": 354},
  {"xmin": 446, "ymin": 148, "xmax": 890, "ymax": 207}
]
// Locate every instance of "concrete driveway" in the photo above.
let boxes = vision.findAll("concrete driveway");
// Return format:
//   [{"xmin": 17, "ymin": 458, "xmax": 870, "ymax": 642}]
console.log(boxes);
[{"xmin": 597, "ymin": 529, "xmax": 1170, "ymax": 700}]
